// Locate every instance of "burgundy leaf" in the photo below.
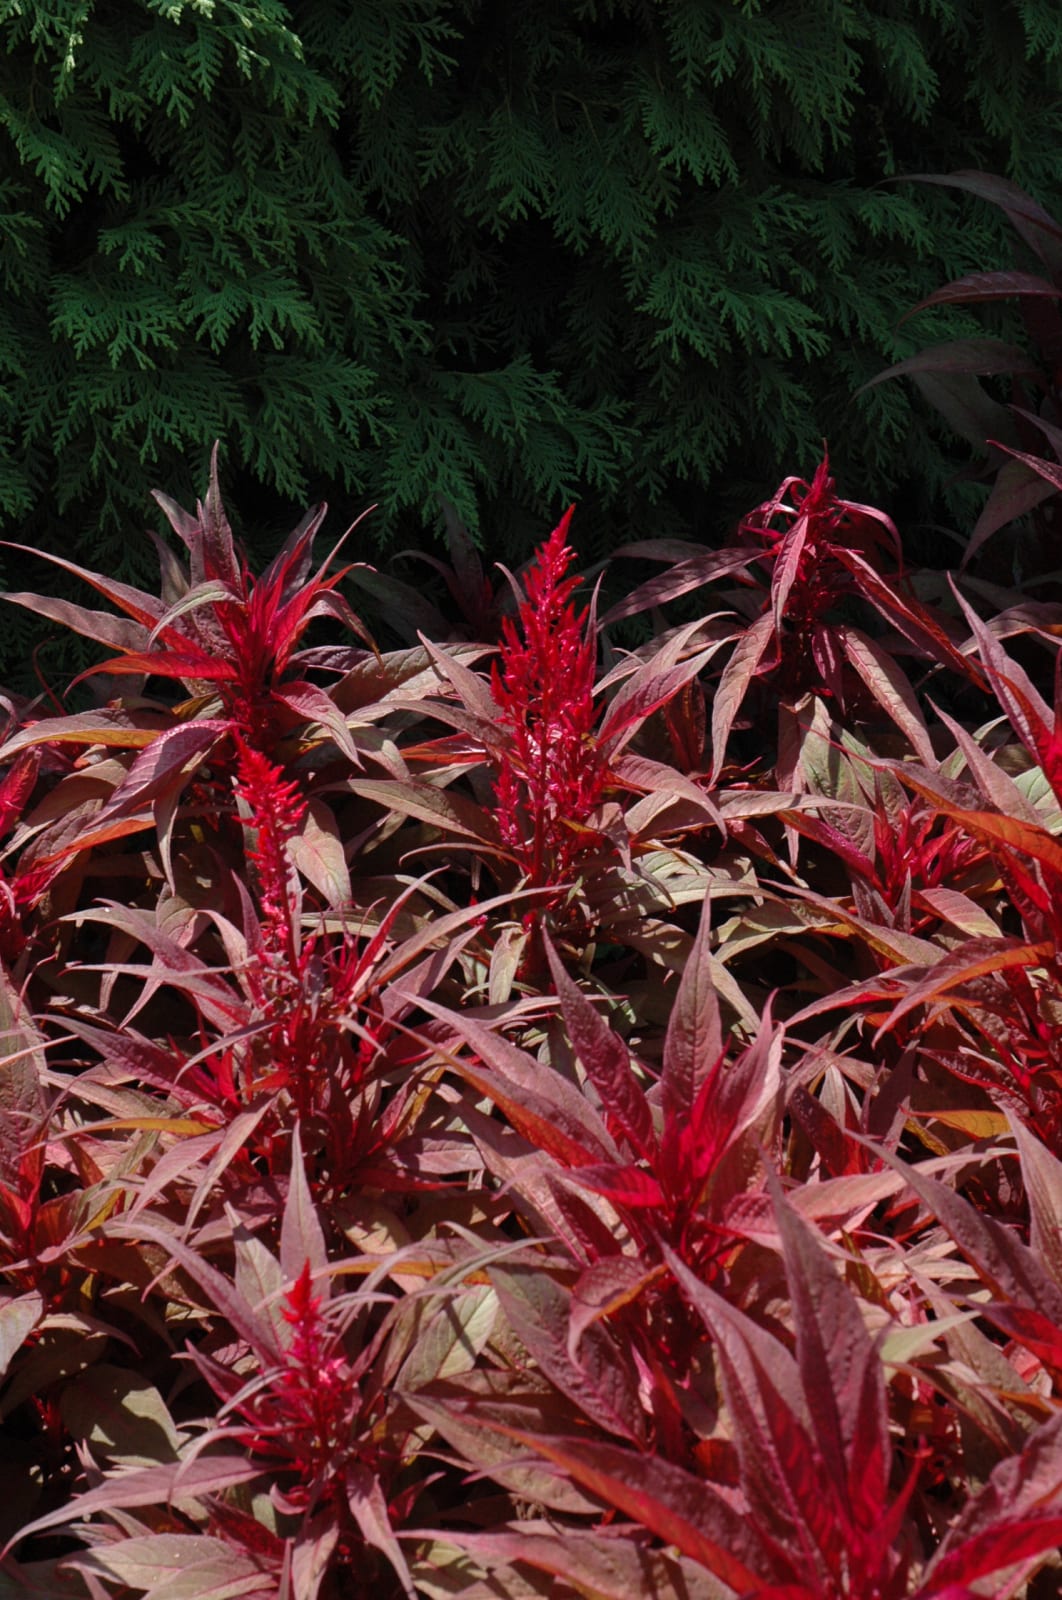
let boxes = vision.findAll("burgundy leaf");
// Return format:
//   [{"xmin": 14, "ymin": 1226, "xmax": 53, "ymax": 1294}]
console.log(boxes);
[
  {"xmin": 985, "ymin": 438, "xmax": 1062, "ymax": 503},
  {"xmin": 567, "ymin": 1256, "xmax": 666, "ymax": 1364},
  {"xmin": 570, "ymin": 1165, "xmax": 667, "ymax": 1210},
  {"xmin": 2, "ymin": 591, "xmax": 150, "ymax": 653},
  {"xmin": 963, "ymin": 457, "xmax": 1058, "ymax": 567},
  {"xmin": 601, "ymin": 547, "xmax": 755, "ymax": 624},
  {"xmin": 660, "ymin": 896, "xmax": 723, "ymax": 1131},
  {"xmin": 488, "ymin": 1264, "xmax": 646, "ymax": 1444},
  {"xmin": 415, "ymin": 994, "xmax": 618, "ymax": 1164},
  {"xmin": 921, "ymin": 1410, "xmax": 1062, "ymax": 1592},
  {"xmin": 665, "ymin": 1247, "xmax": 841, "ymax": 1575},
  {"xmin": 473, "ymin": 1426, "xmax": 768, "ymax": 1593},
  {"xmin": 103, "ymin": 1219, "xmax": 283, "ymax": 1363},
  {"xmin": 544, "ymin": 936, "xmax": 656, "ymax": 1162},
  {"xmin": 835, "ymin": 625, "xmax": 935, "ymax": 762},
  {"xmin": 864, "ymin": 338, "xmax": 1044, "ymax": 388},
  {"xmin": 709, "ymin": 612, "xmax": 775, "ymax": 784},
  {"xmin": 0, "ymin": 706, "xmax": 173, "ymax": 759},
  {"xmin": 90, "ymin": 720, "xmax": 228, "ymax": 822},
  {"xmin": 1010, "ymin": 1116, "xmax": 1062, "ymax": 1291},
  {"xmin": 3, "ymin": 1456, "xmax": 262, "ymax": 1554},
  {"xmin": 768, "ymin": 1169, "xmax": 890, "ymax": 1533},
  {"xmin": 433, "ymin": 1527, "xmax": 718, "ymax": 1600},
  {"xmin": 345, "ymin": 1463, "xmax": 416, "ymax": 1600},
  {"xmin": 279, "ymin": 1123, "xmax": 329, "ymax": 1287},
  {"xmin": 901, "ymin": 269, "xmax": 1062, "ymax": 319},
  {"xmin": 597, "ymin": 639, "xmax": 718, "ymax": 757},
  {"xmin": 910, "ymin": 371, "xmax": 1019, "ymax": 453}
]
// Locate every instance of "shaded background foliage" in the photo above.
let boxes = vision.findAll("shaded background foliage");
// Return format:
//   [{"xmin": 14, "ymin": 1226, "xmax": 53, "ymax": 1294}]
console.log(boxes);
[{"xmin": 2, "ymin": 0, "xmax": 1062, "ymax": 681}]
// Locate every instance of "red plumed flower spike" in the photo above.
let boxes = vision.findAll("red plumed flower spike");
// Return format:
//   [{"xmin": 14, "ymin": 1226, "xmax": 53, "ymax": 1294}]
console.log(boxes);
[{"xmin": 491, "ymin": 508, "xmax": 606, "ymax": 891}]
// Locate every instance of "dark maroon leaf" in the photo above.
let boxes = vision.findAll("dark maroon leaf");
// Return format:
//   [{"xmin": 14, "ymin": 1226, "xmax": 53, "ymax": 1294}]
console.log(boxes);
[{"xmin": 544, "ymin": 935, "xmax": 656, "ymax": 1162}]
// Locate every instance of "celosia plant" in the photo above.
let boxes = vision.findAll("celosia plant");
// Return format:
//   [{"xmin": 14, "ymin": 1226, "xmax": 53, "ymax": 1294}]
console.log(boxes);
[{"xmin": 5, "ymin": 453, "xmax": 1062, "ymax": 1598}]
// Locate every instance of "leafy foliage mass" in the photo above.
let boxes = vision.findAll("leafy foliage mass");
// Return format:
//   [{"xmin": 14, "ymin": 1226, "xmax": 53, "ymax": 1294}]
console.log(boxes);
[
  {"xmin": 5, "ymin": 441, "xmax": 1062, "ymax": 1596},
  {"xmin": 4, "ymin": 0, "xmax": 1062, "ymax": 646}
]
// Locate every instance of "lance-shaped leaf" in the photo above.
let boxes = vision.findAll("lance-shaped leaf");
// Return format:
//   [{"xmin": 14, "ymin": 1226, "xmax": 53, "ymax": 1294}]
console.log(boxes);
[
  {"xmin": 665, "ymin": 1246, "xmax": 845, "ymax": 1580},
  {"xmin": 403, "ymin": 1374, "xmax": 605, "ymax": 1516},
  {"xmin": 544, "ymin": 935, "xmax": 655, "ymax": 1163},
  {"xmin": 0, "ymin": 1292, "xmax": 42, "ymax": 1382},
  {"xmin": 345, "ymin": 1463, "xmax": 416, "ymax": 1600},
  {"xmin": 964, "ymin": 455, "xmax": 1059, "ymax": 567},
  {"xmin": 597, "ymin": 627, "xmax": 719, "ymax": 757},
  {"xmin": 835, "ymin": 624, "xmax": 935, "ymax": 763},
  {"xmin": 2, "ymin": 1456, "xmax": 262, "ymax": 1555},
  {"xmin": 434, "ymin": 1528, "xmax": 734, "ymax": 1600},
  {"xmin": 614, "ymin": 752, "xmax": 723, "ymax": 830},
  {"xmin": 102, "ymin": 1219, "xmax": 284, "ymax": 1364},
  {"xmin": 416, "ymin": 630, "xmax": 504, "ymax": 727},
  {"xmin": 0, "ymin": 543, "xmax": 166, "ymax": 632},
  {"xmin": 60, "ymin": 1533, "xmax": 278, "ymax": 1600},
  {"xmin": 661, "ymin": 1002, "xmax": 782, "ymax": 1197},
  {"xmin": 770, "ymin": 499, "xmax": 813, "ymax": 637},
  {"xmin": 901, "ymin": 268, "xmax": 1062, "ymax": 317},
  {"xmin": 832, "ymin": 547, "xmax": 985, "ymax": 686},
  {"xmin": 1010, "ymin": 1115, "xmax": 1062, "ymax": 1292},
  {"xmin": 566, "ymin": 1256, "xmax": 667, "ymax": 1365},
  {"xmin": 415, "ymin": 994, "xmax": 618, "ymax": 1167},
  {"xmin": 279, "ymin": 1123, "xmax": 329, "ymax": 1288},
  {"xmin": 346, "ymin": 778, "xmax": 504, "ymax": 848},
  {"xmin": 951, "ymin": 585, "xmax": 1057, "ymax": 778},
  {"xmin": 0, "ymin": 706, "xmax": 173, "ymax": 759},
  {"xmin": 767, "ymin": 1168, "xmax": 890, "ymax": 1538},
  {"xmin": 601, "ymin": 543, "xmax": 755, "ymax": 624},
  {"xmin": 1, "ymin": 591, "xmax": 150, "ymax": 654},
  {"xmin": 864, "ymin": 338, "xmax": 1044, "ymax": 387},
  {"xmin": 79, "ymin": 719, "xmax": 228, "ymax": 825},
  {"xmin": 709, "ymin": 611, "xmax": 775, "ymax": 785},
  {"xmin": 659, "ymin": 895, "xmax": 723, "ymax": 1131},
  {"xmin": 890, "ymin": 770, "xmax": 1062, "ymax": 880},
  {"xmin": 488, "ymin": 1264, "xmax": 645, "ymax": 1444},
  {"xmin": 276, "ymin": 682, "xmax": 364, "ymax": 765},
  {"xmin": 444, "ymin": 1422, "xmax": 768, "ymax": 1594},
  {"xmin": 873, "ymin": 936, "xmax": 1055, "ymax": 1042}
]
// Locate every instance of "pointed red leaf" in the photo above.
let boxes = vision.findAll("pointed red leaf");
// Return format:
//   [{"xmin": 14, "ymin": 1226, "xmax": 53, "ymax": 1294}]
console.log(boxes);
[
  {"xmin": 415, "ymin": 993, "xmax": 617, "ymax": 1164},
  {"xmin": 660, "ymin": 897, "xmax": 723, "ymax": 1131},
  {"xmin": 902, "ymin": 269, "xmax": 1062, "ymax": 318},
  {"xmin": 601, "ymin": 546, "xmax": 756, "ymax": 624},
  {"xmin": 544, "ymin": 936, "xmax": 656, "ymax": 1162},
  {"xmin": 665, "ymin": 1247, "xmax": 842, "ymax": 1569},
  {"xmin": 597, "ymin": 631, "xmax": 718, "ymax": 758},
  {"xmin": 709, "ymin": 612, "xmax": 776, "ymax": 784},
  {"xmin": 3, "ymin": 1455, "xmax": 262, "ymax": 1554},
  {"xmin": 477, "ymin": 1427, "xmax": 768, "ymax": 1592},
  {"xmin": 836, "ymin": 624, "xmax": 935, "ymax": 762},
  {"xmin": 0, "ymin": 543, "xmax": 166, "ymax": 630},
  {"xmin": 279, "ymin": 1123, "xmax": 329, "ymax": 1287},
  {"xmin": 1011, "ymin": 1117, "xmax": 1062, "ymax": 1291},
  {"xmin": 769, "ymin": 1169, "xmax": 890, "ymax": 1532},
  {"xmin": 489, "ymin": 1264, "xmax": 645, "ymax": 1444}
]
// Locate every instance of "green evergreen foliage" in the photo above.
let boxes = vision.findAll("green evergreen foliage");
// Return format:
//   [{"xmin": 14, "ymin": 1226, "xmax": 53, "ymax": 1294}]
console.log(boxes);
[{"xmin": 2, "ymin": 0, "xmax": 1062, "ymax": 680}]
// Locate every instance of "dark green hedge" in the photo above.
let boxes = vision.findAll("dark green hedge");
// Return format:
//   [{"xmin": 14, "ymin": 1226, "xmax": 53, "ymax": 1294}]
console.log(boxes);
[{"xmin": 2, "ymin": 0, "xmax": 1060, "ymax": 662}]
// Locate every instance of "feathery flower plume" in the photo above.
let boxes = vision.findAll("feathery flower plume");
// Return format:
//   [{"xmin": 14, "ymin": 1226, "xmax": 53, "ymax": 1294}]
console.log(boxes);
[{"xmin": 491, "ymin": 508, "xmax": 606, "ymax": 892}]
